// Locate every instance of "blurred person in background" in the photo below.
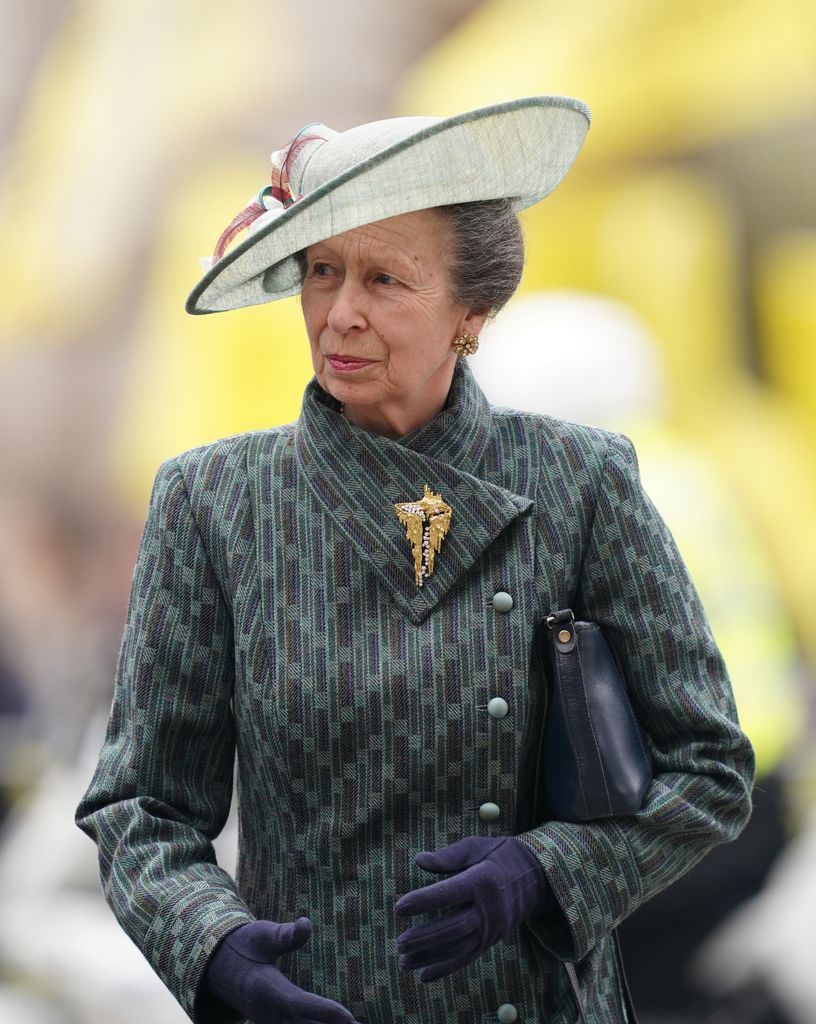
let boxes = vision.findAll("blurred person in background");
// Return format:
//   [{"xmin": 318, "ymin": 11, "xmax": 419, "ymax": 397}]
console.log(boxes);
[
  {"xmin": 75, "ymin": 98, "xmax": 754, "ymax": 1024},
  {"xmin": 0, "ymin": 649, "xmax": 31, "ymax": 829}
]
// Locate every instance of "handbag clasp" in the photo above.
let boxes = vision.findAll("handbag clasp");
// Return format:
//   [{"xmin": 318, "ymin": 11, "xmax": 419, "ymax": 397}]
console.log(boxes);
[{"xmin": 545, "ymin": 608, "xmax": 575, "ymax": 630}]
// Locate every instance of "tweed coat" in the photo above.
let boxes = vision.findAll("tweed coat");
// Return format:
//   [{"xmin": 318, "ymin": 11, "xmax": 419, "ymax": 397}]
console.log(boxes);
[{"xmin": 76, "ymin": 359, "xmax": 754, "ymax": 1024}]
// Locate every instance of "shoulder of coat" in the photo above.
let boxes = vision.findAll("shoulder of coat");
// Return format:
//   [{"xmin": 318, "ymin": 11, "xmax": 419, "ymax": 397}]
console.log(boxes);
[
  {"xmin": 166, "ymin": 423, "xmax": 297, "ymax": 490},
  {"xmin": 489, "ymin": 404, "xmax": 630, "ymax": 470}
]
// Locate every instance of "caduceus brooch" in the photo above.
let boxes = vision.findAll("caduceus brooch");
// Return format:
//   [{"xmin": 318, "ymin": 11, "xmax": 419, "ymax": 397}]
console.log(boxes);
[{"xmin": 394, "ymin": 485, "xmax": 452, "ymax": 587}]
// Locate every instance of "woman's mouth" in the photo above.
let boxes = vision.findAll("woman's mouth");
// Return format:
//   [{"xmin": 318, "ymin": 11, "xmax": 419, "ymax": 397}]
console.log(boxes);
[{"xmin": 326, "ymin": 355, "xmax": 376, "ymax": 372}]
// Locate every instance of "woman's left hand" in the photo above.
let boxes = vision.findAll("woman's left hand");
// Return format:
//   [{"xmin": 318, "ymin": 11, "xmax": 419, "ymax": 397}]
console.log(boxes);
[{"xmin": 394, "ymin": 835, "xmax": 553, "ymax": 981}]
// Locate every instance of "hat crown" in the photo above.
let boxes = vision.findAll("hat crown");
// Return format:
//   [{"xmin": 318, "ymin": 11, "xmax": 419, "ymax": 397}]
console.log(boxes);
[{"xmin": 299, "ymin": 116, "xmax": 440, "ymax": 195}]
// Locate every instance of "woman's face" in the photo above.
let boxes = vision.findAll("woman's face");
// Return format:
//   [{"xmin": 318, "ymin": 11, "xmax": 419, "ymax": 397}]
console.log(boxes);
[{"xmin": 300, "ymin": 208, "xmax": 486, "ymax": 433}]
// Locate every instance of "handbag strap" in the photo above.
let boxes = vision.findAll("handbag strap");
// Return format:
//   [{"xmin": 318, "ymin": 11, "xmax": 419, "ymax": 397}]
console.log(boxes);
[
  {"xmin": 563, "ymin": 930, "xmax": 640, "ymax": 1023},
  {"xmin": 564, "ymin": 961, "xmax": 587, "ymax": 1022},
  {"xmin": 613, "ymin": 929, "xmax": 640, "ymax": 1023},
  {"xmin": 547, "ymin": 612, "xmax": 614, "ymax": 819}
]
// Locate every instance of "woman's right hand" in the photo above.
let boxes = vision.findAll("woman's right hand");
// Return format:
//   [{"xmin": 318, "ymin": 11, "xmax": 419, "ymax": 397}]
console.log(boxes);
[{"xmin": 205, "ymin": 918, "xmax": 361, "ymax": 1024}]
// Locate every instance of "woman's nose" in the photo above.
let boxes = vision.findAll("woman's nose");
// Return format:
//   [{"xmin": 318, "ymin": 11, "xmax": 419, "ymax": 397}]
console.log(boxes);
[{"xmin": 326, "ymin": 277, "xmax": 368, "ymax": 335}]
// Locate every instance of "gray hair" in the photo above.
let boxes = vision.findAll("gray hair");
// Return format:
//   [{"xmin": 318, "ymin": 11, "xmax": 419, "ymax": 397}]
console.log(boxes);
[
  {"xmin": 437, "ymin": 199, "xmax": 524, "ymax": 318},
  {"xmin": 293, "ymin": 199, "xmax": 524, "ymax": 317}
]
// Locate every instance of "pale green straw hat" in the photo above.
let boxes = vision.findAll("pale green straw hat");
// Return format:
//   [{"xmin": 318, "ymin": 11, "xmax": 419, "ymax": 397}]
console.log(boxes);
[{"xmin": 186, "ymin": 95, "xmax": 590, "ymax": 315}]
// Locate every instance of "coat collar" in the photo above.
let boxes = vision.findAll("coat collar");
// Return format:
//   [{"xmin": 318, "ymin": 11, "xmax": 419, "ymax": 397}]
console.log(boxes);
[{"xmin": 294, "ymin": 360, "xmax": 533, "ymax": 624}]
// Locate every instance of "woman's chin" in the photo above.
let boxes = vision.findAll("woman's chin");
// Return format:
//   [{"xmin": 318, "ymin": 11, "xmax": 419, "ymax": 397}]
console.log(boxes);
[{"xmin": 319, "ymin": 371, "xmax": 381, "ymax": 409}]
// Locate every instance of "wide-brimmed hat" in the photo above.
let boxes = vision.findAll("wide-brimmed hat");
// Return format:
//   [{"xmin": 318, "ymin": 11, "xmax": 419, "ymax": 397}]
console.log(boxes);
[{"xmin": 186, "ymin": 95, "xmax": 591, "ymax": 315}]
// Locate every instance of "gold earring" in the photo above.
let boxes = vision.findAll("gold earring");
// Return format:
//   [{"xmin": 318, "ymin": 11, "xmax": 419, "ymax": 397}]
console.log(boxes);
[{"xmin": 452, "ymin": 332, "xmax": 479, "ymax": 356}]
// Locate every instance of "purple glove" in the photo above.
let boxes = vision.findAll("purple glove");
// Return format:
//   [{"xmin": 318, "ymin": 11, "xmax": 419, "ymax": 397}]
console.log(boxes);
[
  {"xmin": 394, "ymin": 835, "xmax": 553, "ymax": 982},
  {"xmin": 204, "ymin": 918, "xmax": 361, "ymax": 1024}
]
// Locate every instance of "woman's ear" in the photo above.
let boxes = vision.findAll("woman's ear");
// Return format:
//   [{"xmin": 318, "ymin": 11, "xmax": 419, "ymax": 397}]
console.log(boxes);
[{"xmin": 462, "ymin": 308, "xmax": 489, "ymax": 338}]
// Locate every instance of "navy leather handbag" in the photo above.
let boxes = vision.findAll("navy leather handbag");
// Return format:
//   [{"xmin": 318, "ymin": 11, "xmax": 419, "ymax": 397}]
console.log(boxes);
[
  {"xmin": 532, "ymin": 609, "xmax": 652, "ymax": 823},
  {"xmin": 536, "ymin": 609, "xmax": 652, "ymax": 822},
  {"xmin": 528, "ymin": 609, "xmax": 652, "ymax": 1022}
]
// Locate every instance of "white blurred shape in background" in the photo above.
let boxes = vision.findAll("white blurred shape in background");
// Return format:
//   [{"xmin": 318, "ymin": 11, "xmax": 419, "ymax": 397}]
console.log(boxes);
[{"xmin": 472, "ymin": 289, "xmax": 665, "ymax": 425}]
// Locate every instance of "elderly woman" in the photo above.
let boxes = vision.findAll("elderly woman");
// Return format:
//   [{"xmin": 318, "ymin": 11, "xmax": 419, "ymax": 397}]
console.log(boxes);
[{"xmin": 75, "ymin": 97, "xmax": 754, "ymax": 1024}]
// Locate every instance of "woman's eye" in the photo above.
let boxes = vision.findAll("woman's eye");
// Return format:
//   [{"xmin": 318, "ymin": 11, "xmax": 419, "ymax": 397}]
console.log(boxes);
[
  {"xmin": 376, "ymin": 273, "xmax": 398, "ymax": 285},
  {"xmin": 312, "ymin": 262, "xmax": 332, "ymax": 276}
]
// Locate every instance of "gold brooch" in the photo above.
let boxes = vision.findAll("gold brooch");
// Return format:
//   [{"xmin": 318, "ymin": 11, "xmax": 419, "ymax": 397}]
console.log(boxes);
[{"xmin": 395, "ymin": 485, "xmax": 452, "ymax": 587}]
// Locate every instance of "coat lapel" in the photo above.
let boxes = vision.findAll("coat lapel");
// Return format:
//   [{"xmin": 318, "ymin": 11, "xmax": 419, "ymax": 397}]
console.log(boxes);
[{"xmin": 293, "ymin": 361, "xmax": 533, "ymax": 624}]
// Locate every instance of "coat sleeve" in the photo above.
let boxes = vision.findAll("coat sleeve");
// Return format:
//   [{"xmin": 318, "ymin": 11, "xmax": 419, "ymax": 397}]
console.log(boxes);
[
  {"xmin": 75, "ymin": 457, "xmax": 256, "ymax": 1023},
  {"xmin": 516, "ymin": 432, "xmax": 755, "ymax": 962}
]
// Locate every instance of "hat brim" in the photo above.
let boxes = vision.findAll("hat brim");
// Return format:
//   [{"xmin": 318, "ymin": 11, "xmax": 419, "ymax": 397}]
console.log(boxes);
[{"xmin": 186, "ymin": 96, "xmax": 590, "ymax": 315}]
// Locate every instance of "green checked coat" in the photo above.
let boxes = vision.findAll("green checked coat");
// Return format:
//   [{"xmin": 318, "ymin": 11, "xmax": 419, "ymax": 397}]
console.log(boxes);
[{"xmin": 76, "ymin": 360, "xmax": 754, "ymax": 1024}]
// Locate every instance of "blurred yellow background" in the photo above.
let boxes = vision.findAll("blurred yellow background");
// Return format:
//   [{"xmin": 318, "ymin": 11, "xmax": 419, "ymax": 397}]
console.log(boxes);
[{"xmin": 0, "ymin": 2, "xmax": 814, "ymax": 1021}]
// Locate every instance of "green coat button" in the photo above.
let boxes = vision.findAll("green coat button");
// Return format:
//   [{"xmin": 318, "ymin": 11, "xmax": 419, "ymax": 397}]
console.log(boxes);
[
  {"xmin": 497, "ymin": 1004, "xmax": 518, "ymax": 1023},
  {"xmin": 479, "ymin": 802, "xmax": 500, "ymax": 821},
  {"xmin": 492, "ymin": 591, "xmax": 514, "ymax": 613},
  {"xmin": 487, "ymin": 697, "xmax": 509, "ymax": 718}
]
